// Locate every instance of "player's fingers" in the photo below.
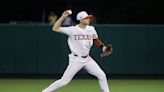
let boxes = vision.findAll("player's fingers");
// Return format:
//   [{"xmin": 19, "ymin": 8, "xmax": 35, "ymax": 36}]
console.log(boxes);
[{"xmin": 61, "ymin": 11, "xmax": 69, "ymax": 18}]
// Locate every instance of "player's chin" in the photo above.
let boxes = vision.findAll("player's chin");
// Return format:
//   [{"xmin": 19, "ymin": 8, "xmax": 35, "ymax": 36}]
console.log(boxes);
[{"xmin": 84, "ymin": 21, "xmax": 90, "ymax": 25}]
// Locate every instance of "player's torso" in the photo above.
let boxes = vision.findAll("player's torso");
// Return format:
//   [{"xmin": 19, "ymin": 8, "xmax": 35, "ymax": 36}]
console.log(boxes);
[{"xmin": 68, "ymin": 25, "xmax": 95, "ymax": 55}]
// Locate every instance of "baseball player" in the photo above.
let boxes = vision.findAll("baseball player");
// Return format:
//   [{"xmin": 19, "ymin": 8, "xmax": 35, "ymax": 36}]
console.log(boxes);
[{"xmin": 42, "ymin": 10, "xmax": 112, "ymax": 92}]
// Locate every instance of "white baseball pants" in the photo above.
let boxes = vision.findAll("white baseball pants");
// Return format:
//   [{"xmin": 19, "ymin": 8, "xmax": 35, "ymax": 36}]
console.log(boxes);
[{"xmin": 42, "ymin": 53, "xmax": 110, "ymax": 92}]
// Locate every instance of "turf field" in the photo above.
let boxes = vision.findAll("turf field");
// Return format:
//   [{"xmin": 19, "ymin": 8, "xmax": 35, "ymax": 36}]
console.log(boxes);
[{"xmin": 0, "ymin": 79, "xmax": 164, "ymax": 92}]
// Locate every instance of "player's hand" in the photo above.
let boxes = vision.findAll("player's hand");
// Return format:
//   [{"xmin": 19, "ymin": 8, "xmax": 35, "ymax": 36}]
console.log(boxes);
[
  {"xmin": 61, "ymin": 10, "xmax": 71, "ymax": 19},
  {"xmin": 102, "ymin": 46, "xmax": 107, "ymax": 52},
  {"xmin": 100, "ymin": 43, "xmax": 113, "ymax": 57}
]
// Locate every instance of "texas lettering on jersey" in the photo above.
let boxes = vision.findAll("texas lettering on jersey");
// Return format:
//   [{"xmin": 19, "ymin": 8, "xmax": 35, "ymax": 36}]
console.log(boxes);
[{"xmin": 74, "ymin": 34, "xmax": 92, "ymax": 40}]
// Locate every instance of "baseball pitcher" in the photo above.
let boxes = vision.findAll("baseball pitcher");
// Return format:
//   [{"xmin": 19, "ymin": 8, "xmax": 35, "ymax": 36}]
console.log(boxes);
[{"xmin": 42, "ymin": 10, "xmax": 113, "ymax": 92}]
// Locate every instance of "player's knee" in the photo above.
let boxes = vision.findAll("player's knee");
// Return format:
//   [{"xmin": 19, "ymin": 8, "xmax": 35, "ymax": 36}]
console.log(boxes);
[
  {"xmin": 60, "ymin": 79, "xmax": 71, "ymax": 86},
  {"xmin": 98, "ymin": 72, "xmax": 107, "ymax": 80}
]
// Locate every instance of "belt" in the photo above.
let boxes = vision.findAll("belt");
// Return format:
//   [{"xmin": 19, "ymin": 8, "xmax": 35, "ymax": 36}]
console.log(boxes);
[{"xmin": 73, "ymin": 54, "xmax": 88, "ymax": 58}]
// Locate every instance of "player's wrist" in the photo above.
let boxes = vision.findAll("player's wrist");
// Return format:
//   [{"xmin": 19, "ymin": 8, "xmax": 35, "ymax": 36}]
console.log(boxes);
[{"xmin": 99, "ymin": 43, "xmax": 105, "ymax": 49}]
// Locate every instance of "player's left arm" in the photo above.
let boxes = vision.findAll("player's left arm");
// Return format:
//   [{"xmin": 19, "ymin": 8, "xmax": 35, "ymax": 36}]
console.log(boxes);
[
  {"xmin": 92, "ymin": 26, "xmax": 113, "ymax": 57},
  {"xmin": 92, "ymin": 27, "xmax": 105, "ymax": 50},
  {"xmin": 94, "ymin": 38, "xmax": 113, "ymax": 57},
  {"xmin": 92, "ymin": 26, "xmax": 112, "ymax": 57}
]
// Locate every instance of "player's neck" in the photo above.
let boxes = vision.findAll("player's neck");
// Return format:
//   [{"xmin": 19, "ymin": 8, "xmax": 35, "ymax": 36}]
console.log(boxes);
[{"xmin": 78, "ymin": 23, "xmax": 87, "ymax": 29}]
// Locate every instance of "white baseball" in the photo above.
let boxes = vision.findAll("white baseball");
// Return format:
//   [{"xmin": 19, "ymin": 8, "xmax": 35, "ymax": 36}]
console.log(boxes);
[{"xmin": 67, "ymin": 10, "xmax": 72, "ymax": 15}]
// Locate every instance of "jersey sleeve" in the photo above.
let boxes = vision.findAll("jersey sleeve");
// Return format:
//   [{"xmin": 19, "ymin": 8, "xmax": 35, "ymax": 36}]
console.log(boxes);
[
  {"xmin": 60, "ymin": 26, "xmax": 73, "ymax": 36},
  {"xmin": 92, "ymin": 26, "xmax": 98, "ymax": 39}
]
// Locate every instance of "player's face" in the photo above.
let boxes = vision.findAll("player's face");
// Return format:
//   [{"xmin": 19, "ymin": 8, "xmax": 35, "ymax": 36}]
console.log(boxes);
[{"xmin": 80, "ymin": 18, "xmax": 90, "ymax": 25}]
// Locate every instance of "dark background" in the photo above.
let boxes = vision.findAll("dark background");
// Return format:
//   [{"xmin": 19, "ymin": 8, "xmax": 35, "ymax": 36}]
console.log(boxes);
[
  {"xmin": 0, "ymin": 0, "xmax": 163, "ymax": 24},
  {"xmin": 1, "ymin": 24, "xmax": 164, "ymax": 78}
]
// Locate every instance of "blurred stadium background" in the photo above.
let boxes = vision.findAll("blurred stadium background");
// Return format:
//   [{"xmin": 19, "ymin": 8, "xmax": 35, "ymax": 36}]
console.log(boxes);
[
  {"xmin": 0, "ymin": 0, "xmax": 164, "ymax": 92},
  {"xmin": 0, "ymin": 0, "xmax": 164, "ymax": 24}
]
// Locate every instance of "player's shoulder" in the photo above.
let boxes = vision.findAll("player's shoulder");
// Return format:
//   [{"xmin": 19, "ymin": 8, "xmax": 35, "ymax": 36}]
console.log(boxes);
[
  {"xmin": 62, "ymin": 25, "xmax": 75, "ymax": 30},
  {"xmin": 87, "ymin": 25, "xmax": 96, "ymax": 30}
]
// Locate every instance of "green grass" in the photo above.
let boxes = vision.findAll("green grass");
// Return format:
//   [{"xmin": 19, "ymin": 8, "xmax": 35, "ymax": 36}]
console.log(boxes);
[{"xmin": 0, "ymin": 79, "xmax": 164, "ymax": 92}]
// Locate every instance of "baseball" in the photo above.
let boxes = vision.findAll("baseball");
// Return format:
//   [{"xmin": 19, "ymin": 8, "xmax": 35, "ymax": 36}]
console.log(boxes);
[{"xmin": 67, "ymin": 10, "xmax": 72, "ymax": 15}]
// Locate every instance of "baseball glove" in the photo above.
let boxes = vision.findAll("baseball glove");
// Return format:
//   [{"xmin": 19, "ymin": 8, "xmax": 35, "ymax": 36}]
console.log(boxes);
[{"xmin": 100, "ymin": 42, "xmax": 113, "ymax": 57}]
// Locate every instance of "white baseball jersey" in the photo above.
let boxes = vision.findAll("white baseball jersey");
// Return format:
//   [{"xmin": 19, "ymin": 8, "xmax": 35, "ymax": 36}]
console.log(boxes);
[{"xmin": 60, "ymin": 25, "xmax": 98, "ymax": 56}]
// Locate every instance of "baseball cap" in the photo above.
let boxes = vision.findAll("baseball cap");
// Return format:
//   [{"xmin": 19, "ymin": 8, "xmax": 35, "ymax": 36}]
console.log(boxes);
[{"xmin": 76, "ymin": 11, "xmax": 92, "ymax": 20}]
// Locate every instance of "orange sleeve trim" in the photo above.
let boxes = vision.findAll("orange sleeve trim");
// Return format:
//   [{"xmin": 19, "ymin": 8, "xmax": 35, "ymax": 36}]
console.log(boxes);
[{"xmin": 94, "ymin": 38, "xmax": 103, "ymax": 46}]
